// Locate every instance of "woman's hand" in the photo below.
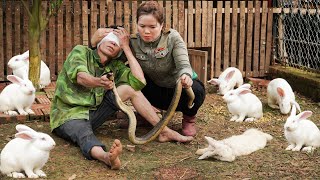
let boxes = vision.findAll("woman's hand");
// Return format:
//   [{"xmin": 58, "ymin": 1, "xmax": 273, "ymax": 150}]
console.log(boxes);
[
  {"xmin": 180, "ymin": 74, "xmax": 193, "ymax": 89},
  {"xmin": 91, "ymin": 28, "xmax": 113, "ymax": 47},
  {"xmin": 113, "ymin": 27, "xmax": 130, "ymax": 50}
]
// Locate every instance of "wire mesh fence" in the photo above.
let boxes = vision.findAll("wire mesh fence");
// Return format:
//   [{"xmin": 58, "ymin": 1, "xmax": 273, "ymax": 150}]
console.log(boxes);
[{"xmin": 273, "ymin": 0, "xmax": 320, "ymax": 72}]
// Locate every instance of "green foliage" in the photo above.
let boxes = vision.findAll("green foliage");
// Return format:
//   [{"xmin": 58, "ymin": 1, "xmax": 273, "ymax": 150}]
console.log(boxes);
[{"xmin": 48, "ymin": 0, "xmax": 63, "ymax": 17}]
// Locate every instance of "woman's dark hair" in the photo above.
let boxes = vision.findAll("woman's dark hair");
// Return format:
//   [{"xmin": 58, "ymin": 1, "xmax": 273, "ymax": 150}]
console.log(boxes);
[{"xmin": 137, "ymin": 1, "xmax": 164, "ymax": 24}]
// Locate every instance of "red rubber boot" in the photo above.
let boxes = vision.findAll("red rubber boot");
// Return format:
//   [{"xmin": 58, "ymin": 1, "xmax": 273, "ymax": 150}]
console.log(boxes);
[{"xmin": 182, "ymin": 115, "xmax": 197, "ymax": 136}]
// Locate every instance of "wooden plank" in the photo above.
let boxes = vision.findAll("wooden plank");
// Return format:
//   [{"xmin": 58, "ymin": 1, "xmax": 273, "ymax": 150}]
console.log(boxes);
[
  {"xmin": 14, "ymin": 1, "xmax": 21, "ymax": 55},
  {"xmin": 253, "ymin": 1, "xmax": 261, "ymax": 77},
  {"xmin": 41, "ymin": 1, "xmax": 47, "ymax": 64},
  {"xmin": 188, "ymin": 49, "xmax": 208, "ymax": 85},
  {"xmin": 124, "ymin": 1, "xmax": 130, "ymax": 34},
  {"xmin": 65, "ymin": 0, "xmax": 72, "ymax": 57},
  {"xmin": 230, "ymin": 0, "xmax": 238, "ymax": 67},
  {"xmin": 74, "ymin": 0, "xmax": 81, "ymax": 45},
  {"xmin": 245, "ymin": 1, "xmax": 254, "ymax": 77},
  {"xmin": 165, "ymin": 1, "xmax": 171, "ymax": 29},
  {"xmin": 187, "ymin": 0, "xmax": 193, "ymax": 47},
  {"xmin": 195, "ymin": 0, "xmax": 201, "ymax": 47},
  {"xmin": 57, "ymin": 6, "xmax": 63, "ymax": 73},
  {"xmin": 90, "ymin": 0, "xmax": 98, "ymax": 41},
  {"xmin": 172, "ymin": 0, "xmax": 178, "ymax": 30},
  {"xmin": 48, "ymin": 9, "xmax": 56, "ymax": 80},
  {"xmin": 82, "ymin": 1, "xmax": 89, "ymax": 45},
  {"xmin": 100, "ymin": 0, "xmax": 106, "ymax": 27},
  {"xmin": 207, "ymin": 1, "xmax": 213, "ymax": 46},
  {"xmin": 178, "ymin": 0, "xmax": 184, "ymax": 38},
  {"xmin": 116, "ymin": 1, "xmax": 123, "ymax": 26},
  {"xmin": 201, "ymin": 1, "xmax": 207, "ymax": 47},
  {"xmin": 215, "ymin": 2, "xmax": 223, "ymax": 77},
  {"xmin": 210, "ymin": 8, "xmax": 216, "ymax": 79},
  {"xmin": 223, "ymin": 1, "xmax": 230, "ymax": 70},
  {"xmin": 265, "ymin": 7, "xmax": 274, "ymax": 74},
  {"xmin": 238, "ymin": 1, "xmax": 245, "ymax": 76},
  {"xmin": 0, "ymin": 1, "xmax": 3, "ymax": 80},
  {"xmin": 107, "ymin": 0, "xmax": 114, "ymax": 27},
  {"xmin": 6, "ymin": 2, "xmax": 13, "ymax": 77},
  {"xmin": 259, "ymin": 1, "xmax": 268, "ymax": 76},
  {"xmin": 132, "ymin": 1, "xmax": 137, "ymax": 34},
  {"xmin": 157, "ymin": 0, "xmax": 163, "ymax": 8}
]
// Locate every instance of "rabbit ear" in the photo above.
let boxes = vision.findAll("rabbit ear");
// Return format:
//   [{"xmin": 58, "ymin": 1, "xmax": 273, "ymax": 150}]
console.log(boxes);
[
  {"xmin": 291, "ymin": 101, "xmax": 301, "ymax": 113},
  {"xmin": 239, "ymin": 83, "xmax": 251, "ymax": 89},
  {"xmin": 225, "ymin": 70, "xmax": 235, "ymax": 82},
  {"xmin": 21, "ymin": 50, "xmax": 29, "ymax": 57},
  {"xmin": 290, "ymin": 104, "xmax": 297, "ymax": 117},
  {"xmin": 7, "ymin": 75, "xmax": 24, "ymax": 85},
  {"xmin": 205, "ymin": 136, "xmax": 220, "ymax": 147},
  {"xmin": 15, "ymin": 131, "xmax": 37, "ymax": 140},
  {"xmin": 277, "ymin": 87, "xmax": 285, "ymax": 98},
  {"xmin": 297, "ymin": 111, "xmax": 313, "ymax": 121},
  {"xmin": 237, "ymin": 88, "xmax": 251, "ymax": 95},
  {"xmin": 207, "ymin": 78, "xmax": 220, "ymax": 85},
  {"xmin": 16, "ymin": 124, "xmax": 37, "ymax": 133},
  {"xmin": 198, "ymin": 151, "xmax": 215, "ymax": 160}
]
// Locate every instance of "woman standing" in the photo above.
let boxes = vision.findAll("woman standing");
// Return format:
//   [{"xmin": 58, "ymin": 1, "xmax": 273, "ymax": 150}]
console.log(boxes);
[{"xmin": 92, "ymin": 1, "xmax": 205, "ymax": 136}]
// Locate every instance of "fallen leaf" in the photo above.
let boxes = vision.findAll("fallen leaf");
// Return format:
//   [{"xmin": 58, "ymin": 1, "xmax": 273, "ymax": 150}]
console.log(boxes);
[{"xmin": 68, "ymin": 174, "xmax": 76, "ymax": 180}]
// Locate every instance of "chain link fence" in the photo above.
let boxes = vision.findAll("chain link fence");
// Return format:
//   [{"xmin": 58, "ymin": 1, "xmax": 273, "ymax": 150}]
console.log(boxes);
[{"xmin": 273, "ymin": 0, "xmax": 320, "ymax": 72}]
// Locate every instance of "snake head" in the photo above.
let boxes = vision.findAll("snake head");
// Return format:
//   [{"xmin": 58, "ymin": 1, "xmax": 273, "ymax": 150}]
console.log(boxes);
[{"xmin": 102, "ymin": 71, "xmax": 114, "ymax": 81}]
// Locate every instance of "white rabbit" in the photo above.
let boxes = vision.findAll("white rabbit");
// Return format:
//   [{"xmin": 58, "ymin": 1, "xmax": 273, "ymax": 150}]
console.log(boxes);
[
  {"xmin": 196, "ymin": 128, "xmax": 272, "ymax": 162},
  {"xmin": 267, "ymin": 78, "xmax": 300, "ymax": 114},
  {"xmin": 207, "ymin": 67, "xmax": 243, "ymax": 95},
  {"xmin": 0, "ymin": 75, "xmax": 35, "ymax": 115},
  {"xmin": 223, "ymin": 86, "xmax": 263, "ymax": 122},
  {"xmin": 0, "ymin": 124, "xmax": 56, "ymax": 178},
  {"xmin": 7, "ymin": 50, "xmax": 51, "ymax": 89},
  {"xmin": 284, "ymin": 104, "xmax": 320, "ymax": 152}
]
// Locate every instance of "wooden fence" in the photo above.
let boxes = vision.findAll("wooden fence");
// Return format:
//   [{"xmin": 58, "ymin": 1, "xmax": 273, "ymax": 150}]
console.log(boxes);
[{"xmin": 0, "ymin": 0, "xmax": 273, "ymax": 83}]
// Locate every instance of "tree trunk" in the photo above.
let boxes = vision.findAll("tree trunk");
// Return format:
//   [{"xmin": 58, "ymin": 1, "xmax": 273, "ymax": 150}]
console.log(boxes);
[{"xmin": 28, "ymin": 0, "xmax": 41, "ymax": 90}]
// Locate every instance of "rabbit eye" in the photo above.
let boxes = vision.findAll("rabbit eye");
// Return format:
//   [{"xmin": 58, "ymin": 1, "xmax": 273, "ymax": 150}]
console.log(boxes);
[
  {"xmin": 41, "ymin": 137, "xmax": 45, "ymax": 141},
  {"xmin": 15, "ymin": 59, "xmax": 18, "ymax": 61}
]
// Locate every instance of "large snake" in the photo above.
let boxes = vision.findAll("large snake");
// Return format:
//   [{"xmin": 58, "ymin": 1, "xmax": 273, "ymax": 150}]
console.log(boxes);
[{"xmin": 106, "ymin": 72, "xmax": 195, "ymax": 144}]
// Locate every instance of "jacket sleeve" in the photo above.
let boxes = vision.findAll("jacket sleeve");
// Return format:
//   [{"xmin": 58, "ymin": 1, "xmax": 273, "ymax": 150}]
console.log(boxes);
[{"xmin": 170, "ymin": 30, "xmax": 193, "ymax": 78}]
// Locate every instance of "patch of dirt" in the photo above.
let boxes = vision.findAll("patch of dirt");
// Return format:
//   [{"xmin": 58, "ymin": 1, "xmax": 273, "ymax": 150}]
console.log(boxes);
[
  {"xmin": 0, "ymin": 83, "xmax": 320, "ymax": 179},
  {"xmin": 154, "ymin": 166, "xmax": 199, "ymax": 179}
]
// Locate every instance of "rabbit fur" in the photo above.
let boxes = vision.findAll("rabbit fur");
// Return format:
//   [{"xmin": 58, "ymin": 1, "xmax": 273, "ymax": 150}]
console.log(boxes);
[
  {"xmin": 0, "ymin": 75, "xmax": 35, "ymax": 115},
  {"xmin": 207, "ymin": 67, "xmax": 243, "ymax": 95},
  {"xmin": 196, "ymin": 128, "xmax": 273, "ymax": 162},
  {"xmin": 0, "ymin": 124, "xmax": 56, "ymax": 178},
  {"xmin": 223, "ymin": 85, "xmax": 263, "ymax": 122},
  {"xmin": 7, "ymin": 50, "xmax": 51, "ymax": 89},
  {"xmin": 267, "ymin": 78, "xmax": 300, "ymax": 114},
  {"xmin": 284, "ymin": 104, "xmax": 320, "ymax": 152}
]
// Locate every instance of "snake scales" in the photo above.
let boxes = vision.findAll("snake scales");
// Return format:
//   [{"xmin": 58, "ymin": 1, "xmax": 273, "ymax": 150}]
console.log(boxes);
[{"xmin": 107, "ymin": 72, "xmax": 195, "ymax": 144}]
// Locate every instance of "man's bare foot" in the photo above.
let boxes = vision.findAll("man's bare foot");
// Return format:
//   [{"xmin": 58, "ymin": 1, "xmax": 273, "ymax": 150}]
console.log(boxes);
[
  {"xmin": 106, "ymin": 139, "xmax": 122, "ymax": 170},
  {"xmin": 158, "ymin": 128, "xmax": 193, "ymax": 142}
]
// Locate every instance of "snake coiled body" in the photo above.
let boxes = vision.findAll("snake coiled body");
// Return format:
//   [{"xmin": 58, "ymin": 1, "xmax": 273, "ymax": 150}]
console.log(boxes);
[{"xmin": 108, "ymin": 73, "xmax": 195, "ymax": 144}]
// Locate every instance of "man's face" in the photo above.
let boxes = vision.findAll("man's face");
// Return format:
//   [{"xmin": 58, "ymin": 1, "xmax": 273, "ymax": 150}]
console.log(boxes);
[{"xmin": 99, "ymin": 40, "xmax": 121, "ymax": 59}]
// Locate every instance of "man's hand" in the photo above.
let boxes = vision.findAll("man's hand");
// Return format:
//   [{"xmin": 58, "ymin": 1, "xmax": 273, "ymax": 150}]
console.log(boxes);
[
  {"xmin": 100, "ymin": 75, "xmax": 114, "ymax": 90},
  {"xmin": 180, "ymin": 74, "xmax": 193, "ymax": 89},
  {"xmin": 91, "ymin": 28, "xmax": 113, "ymax": 47}
]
